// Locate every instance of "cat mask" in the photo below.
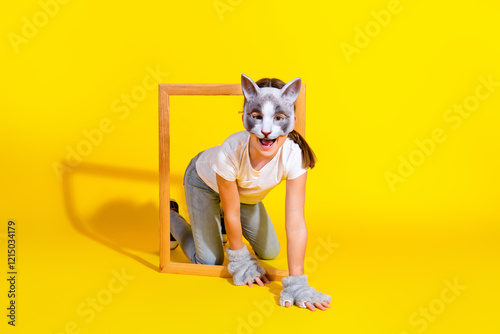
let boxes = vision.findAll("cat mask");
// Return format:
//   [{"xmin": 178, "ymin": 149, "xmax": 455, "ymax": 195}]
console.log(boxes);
[{"xmin": 241, "ymin": 74, "xmax": 301, "ymax": 142}]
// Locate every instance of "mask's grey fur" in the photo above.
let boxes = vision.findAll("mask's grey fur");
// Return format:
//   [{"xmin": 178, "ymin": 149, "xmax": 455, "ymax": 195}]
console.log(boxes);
[{"xmin": 241, "ymin": 74, "xmax": 301, "ymax": 140}]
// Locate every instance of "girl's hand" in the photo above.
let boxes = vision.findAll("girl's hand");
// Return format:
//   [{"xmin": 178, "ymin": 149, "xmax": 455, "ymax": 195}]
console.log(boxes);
[
  {"xmin": 247, "ymin": 275, "xmax": 270, "ymax": 287},
  {"xmin": 226, "ymin": 244, "xmax": 268, "ymax": 286},
  {"xmin": 280, "ymin": 275, "xmax": 332, "ymax": 311},
  {"xmin": 284, "ymin": 300, "xmax": 331, "ymax": 311}
]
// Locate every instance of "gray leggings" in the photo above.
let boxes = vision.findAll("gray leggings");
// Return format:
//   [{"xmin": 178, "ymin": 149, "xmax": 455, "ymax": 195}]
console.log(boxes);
[{"xmin": 170, "ymin": 151, "xmax": 281, "ymax": 265}]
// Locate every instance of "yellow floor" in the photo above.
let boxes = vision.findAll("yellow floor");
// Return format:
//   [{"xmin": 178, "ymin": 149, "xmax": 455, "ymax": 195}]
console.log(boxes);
[{"xmin": 2, "ymin": 163, "xmax": 499, "ymax": 333}]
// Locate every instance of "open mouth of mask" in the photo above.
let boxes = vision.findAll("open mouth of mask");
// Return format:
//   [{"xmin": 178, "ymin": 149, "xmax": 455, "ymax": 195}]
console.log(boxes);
[{"xmin": 258, "ymin": 138, "xmax": 277, "ymax": 149}]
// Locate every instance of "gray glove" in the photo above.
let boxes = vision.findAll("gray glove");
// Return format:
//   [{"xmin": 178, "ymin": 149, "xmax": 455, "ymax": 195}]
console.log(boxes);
[
  {"xmin": 280, "ymin": 275, "xmax": 331, "ymax": 308},
  {"xmin": 226, "ymin": 244, "xmax": 266, "ymax": 286}
]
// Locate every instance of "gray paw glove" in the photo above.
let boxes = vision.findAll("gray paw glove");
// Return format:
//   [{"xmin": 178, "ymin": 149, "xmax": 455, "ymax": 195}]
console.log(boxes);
[
  {"xmin": 280, "ymin": 275, "xmax": 331, "ymax": 308},
  {"xmin": 226, "ymin": 244, "xmax": 266, "ymax": 286}
]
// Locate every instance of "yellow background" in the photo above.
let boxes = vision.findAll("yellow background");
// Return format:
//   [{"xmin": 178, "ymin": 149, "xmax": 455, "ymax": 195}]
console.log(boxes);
[{"xmin": 1, "ymin": 0, "xmax": 499, "ymax": 333}]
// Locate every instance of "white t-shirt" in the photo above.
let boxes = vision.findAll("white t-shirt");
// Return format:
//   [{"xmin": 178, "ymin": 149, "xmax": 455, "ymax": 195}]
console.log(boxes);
[{"xmin": 195, "ymin": 131, "xmax": 308, "ymax": 204}]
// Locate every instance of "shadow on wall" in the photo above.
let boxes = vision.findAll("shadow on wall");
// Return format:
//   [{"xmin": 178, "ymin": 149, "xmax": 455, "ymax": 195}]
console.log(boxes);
[{"xmin": 61, "ymin": 161, "xmax": 185, "ymax": 272}]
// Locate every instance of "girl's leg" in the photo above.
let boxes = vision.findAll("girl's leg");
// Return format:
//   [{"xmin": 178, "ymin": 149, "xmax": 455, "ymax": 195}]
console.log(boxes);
[
  {"xmin": 239, "ymin": 202, "xmax": 280, "ymax": 260},
  {"xmin": 170, "ymin": 152, "xmax": 225, "ymax": 265}
]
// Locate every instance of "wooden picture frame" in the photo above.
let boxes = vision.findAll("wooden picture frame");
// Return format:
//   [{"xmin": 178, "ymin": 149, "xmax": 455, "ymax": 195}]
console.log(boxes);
[{"xmin": 158, "ymin": 82, "xmax": 306, "ymax": 280}]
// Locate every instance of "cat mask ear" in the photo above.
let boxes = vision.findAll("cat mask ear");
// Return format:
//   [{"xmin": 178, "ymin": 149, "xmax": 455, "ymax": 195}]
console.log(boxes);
[
  {"xmin": 241, "ymin": 74, "xmax": 260, "ymax": 100},
  {"xmin": 280, "ymin": 77, "xmax": 301, "ymax": 105}
]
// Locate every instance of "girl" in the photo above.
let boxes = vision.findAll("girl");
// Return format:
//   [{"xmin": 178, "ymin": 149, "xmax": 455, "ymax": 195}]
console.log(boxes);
[{"xmin": 170, "ymin": 74, "xmax": 331, "ymax": 311}]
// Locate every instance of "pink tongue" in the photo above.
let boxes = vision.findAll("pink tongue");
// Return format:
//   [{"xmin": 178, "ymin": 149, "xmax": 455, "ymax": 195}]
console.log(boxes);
[{"xmin": 261, "ymin": 139, "xmax": 273, "ymax": 146}]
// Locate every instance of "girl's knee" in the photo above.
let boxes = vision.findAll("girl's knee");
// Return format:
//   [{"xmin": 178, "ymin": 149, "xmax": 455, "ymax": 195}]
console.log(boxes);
[
  {"xmin": 255, "ymin": 242, "xmax": 281, "ymax": 260},
  {"xmin": 195, "ymin": 253, "xmax": 224, "ymax": 266}
]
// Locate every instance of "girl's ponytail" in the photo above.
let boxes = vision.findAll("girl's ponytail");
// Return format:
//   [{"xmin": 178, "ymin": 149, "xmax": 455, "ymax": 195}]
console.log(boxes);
[{"xmin": 287, "ymin": 130, "xmax": 317, "ymax": 169}]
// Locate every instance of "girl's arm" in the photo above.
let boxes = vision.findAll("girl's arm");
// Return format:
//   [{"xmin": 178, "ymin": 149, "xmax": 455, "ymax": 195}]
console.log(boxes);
[
  {"xmin": 216, "ymin": 173, "xmax": 244, "ymax": 250},
  {"xmin": 283, "ymin": 171, "xmax": 331, "ymax": 311},
  {"xmin": 285, "ymin": 172, "xmax": 308, "ymax": 276},
  {"xmin": 217, "ymin": 173, "xmax": 269, "ymax": 287}
]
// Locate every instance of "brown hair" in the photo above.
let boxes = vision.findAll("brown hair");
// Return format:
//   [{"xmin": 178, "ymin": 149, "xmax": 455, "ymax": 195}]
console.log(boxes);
[{"xmin": 249, "ymin": 77, "xmax": 317, "ymax": 169}]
